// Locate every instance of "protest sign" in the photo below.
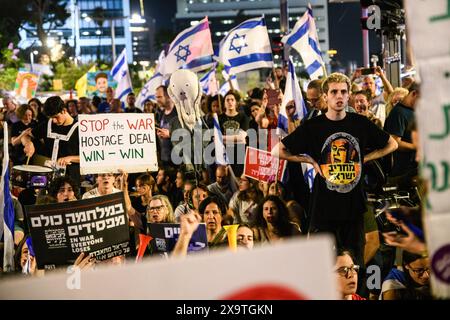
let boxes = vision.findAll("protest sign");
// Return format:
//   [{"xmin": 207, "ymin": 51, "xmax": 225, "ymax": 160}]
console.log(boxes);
[
  {"xmin": 25, "ymin": 193, "xmax": 130, "ymax": 269},
  {"xmin": 425, "ymin": 214, "xmax": 450, "ymax": 298},
  {"xmin": 404, "ymin": 0, "xmax": 450, "ymax": 299},
  {"xmin": 14, "ymin": 70, "xmax": 39, "ymax": 101},
  {"xmin": 78, "ymin": 113, "xmax": 158, "ymax": 174},
  {"xmin": 244, "ymin": 147, "xmax": 287, "ymax": 182},
  {"xmin": 147, "ymin": 223, "xmax": 208, "ymax": 254},
  {"xmin": 86, "ymin": 70, "xmax": 117, "ymax": 98},
  {"xmin": 0, "ymin": 235, "xmax": 337, "ymax": 299}
]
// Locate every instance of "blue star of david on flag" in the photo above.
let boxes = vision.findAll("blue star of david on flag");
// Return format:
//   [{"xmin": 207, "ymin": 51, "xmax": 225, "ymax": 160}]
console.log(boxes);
[
  {"xmin": 121, "ymin": 70, "xmax": 127, "ymax": 78},
  {"xmin": 175, "ymin": 44, "xmax": 191, "ymax": 62},
  {"xmin": 229, "ymin": 33, "xmax": 248, "ymax": 54}
]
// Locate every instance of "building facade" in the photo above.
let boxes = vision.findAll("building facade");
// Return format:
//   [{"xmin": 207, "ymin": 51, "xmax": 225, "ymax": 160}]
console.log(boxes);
[
  {"xmin": 175, "ymin": 0, "xmax": 330, "ymax": 67},
  {"xmin": 19, "ymin": 0, "xmax": 133, "ymax": 63}
]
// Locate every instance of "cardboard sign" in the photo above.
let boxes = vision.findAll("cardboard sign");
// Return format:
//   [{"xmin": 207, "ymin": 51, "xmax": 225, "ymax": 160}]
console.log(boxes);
[
  {"xmin": 148, "ymin": 223, "xmax": 208, "ymax": 254},
  {"xmin": 244, "ymin": 147, "xmax": 287, "ymax": 182},
  {"xmin": 78, "ymin": 114, "xmax": 158, "ymax": 174},
  {"xmin": 425, "ymin": 214, "xmax": 450, "ymax": 298},
  {"xmin": 14, "ymin": 70, "xmax": 39, "ymax": 101},
  {"xmin": 25, "ymin": 193, "xmax": 130, "ymax": 269},
  {"xmin": 404, "ymin": 0, "xmax": 450, "ymax": 60},
  {"xmin": 0, "ymin": 235, "xmax": 338, "ymax": 299}
]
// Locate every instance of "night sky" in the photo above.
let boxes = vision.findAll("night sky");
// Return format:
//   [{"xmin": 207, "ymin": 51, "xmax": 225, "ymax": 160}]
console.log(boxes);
[{"xmin": 144, "ymin": 0, "xmax": 382, "ymax": 68}]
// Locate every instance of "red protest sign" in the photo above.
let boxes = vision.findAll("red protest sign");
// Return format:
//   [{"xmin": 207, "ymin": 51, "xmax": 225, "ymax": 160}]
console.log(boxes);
[{"xmin": 244, "ymin": 147, "xmax": 287, "ymax": 183}]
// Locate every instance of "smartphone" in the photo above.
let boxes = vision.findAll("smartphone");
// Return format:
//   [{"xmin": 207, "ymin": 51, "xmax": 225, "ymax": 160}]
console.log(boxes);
[
  {"xmin": 389, "ymin": 208, "xmax": 425, "ymax": 241},
  {"xmin": 361, "ymin": 67, "xmax": 376, "ymax": 75},
  {"xmin": 266, "ymin": 88, "xmax": 281, "ymax": 107}
]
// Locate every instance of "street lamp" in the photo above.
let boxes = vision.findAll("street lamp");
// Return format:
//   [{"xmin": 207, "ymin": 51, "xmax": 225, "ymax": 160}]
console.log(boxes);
[{"xmin": 30, "ymin": 50, "xmax": 38, "ymax": 72}]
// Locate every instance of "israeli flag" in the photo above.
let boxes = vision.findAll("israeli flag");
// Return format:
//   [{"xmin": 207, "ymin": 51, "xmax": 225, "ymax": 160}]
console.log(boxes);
[
  {"xmin": 160, "ymin": 17, "xmax": 214, "ymax": 76},
  {"xmin": 282, "ymin": 4, "xmax": 324, "ymax": 80},
  {"xmin": 277, "ymin": 58, "xmax": 307, "ymax": 137},
  {"xmin": 0, "ymin": 123, "xmax": 15, "ymax": 272},
  {"xmin": 111, "ymin": 48, "xmax": 133, "ymax": 102},
  {"xmin": 302, "ymin": 163, "xmax": 316, "ymax": 192},
  {"xmin": 199, "ymin": 66, "xmax": 219, "ymax": 96},
  {"xmin": 218, "ymin": 68, "xmax": 240, "ymax": 96},
  {"xmin": 136, "ymin": 72, "xmax": 164, "ymax": 108},
  {"xmin": 218, "ymin": 16, "xmax": 273, "ymax": 75},
  {"xmin": 212, "ymin": 113, "xmax": 229, "ymax": 165}
]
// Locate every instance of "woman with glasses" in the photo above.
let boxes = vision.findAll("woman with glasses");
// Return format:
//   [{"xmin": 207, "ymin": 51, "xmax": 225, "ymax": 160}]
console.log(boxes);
[
  {"xmin": 147, "ymin": 195, "xmax": 175, "ymax": 224},
  {"xmin": 335, "ymin": 249, "xmax": 365, "ymax": 300},
  {"xmin": 380, "ymin": 250, "xmax": 431, "ymax": 300}
]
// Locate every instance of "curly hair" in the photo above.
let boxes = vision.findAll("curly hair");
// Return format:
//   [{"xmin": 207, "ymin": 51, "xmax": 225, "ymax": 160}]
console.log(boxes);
[
  {"xmin": 16, "ymin": 104, "xmax": 36, "ymax": 120},
  {"xmin": 198, "ymin": 195, "xmax": 227, "ymax": 216},
  {"xmin": 47, "ymin": 176, "xmax": 80, "ymax": 200},
  {"xmin": 322, "ymin": 73, "xmax": 351, "ymax": 94},
  {"xmin": 255, "ymin": 195, "xmax": 293, "ymax": 236}
]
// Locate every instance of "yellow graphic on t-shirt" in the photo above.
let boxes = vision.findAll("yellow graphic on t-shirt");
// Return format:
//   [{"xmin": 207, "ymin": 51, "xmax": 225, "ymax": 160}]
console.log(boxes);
[{"xmin": 320, "ymin": 138, "xmax": 361, "ymax": 185}]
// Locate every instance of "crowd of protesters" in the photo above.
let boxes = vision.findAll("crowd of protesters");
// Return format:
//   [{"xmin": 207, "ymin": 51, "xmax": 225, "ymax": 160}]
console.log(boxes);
[{"xmin": 0, "ymin": 65, "xmax": 431, "ymax": 300}]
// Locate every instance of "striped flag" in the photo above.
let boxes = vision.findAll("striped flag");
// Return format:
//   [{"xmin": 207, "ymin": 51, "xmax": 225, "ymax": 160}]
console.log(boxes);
[
  {"xmin": 199, "ymin": 65, "xmax": 219, "ymax": 96},
  {"xmin": 136, "ymin": 72, "xmax": 164, "ymax": 108},
  {"xmin": 277, "ymin": 58, "xmax": 307, "ymax": 137},
  {"xmin": 0, "ymin": 122, "xmax": 15, "ymax": 272},
  {"xmin": 282, "ymin": 4, "xmax": 324, "ymax": 80},
  {"xmin": 218, "ymin": 16, "xmax": 273, "ymax": 75},
  {"xmin": 212, "ymin": 113, "xmax": 229, "ymax": 165},
  {"xmin": 111, "ymin": 48, "xmax": 133, "ymax": 102},
  {"xmin": 160, "ymin": 17, "xmax": 214, "ymax": 76},
  {"xmin": 219, "ymin": 68, "xmax": 240, "ymax": 96}
]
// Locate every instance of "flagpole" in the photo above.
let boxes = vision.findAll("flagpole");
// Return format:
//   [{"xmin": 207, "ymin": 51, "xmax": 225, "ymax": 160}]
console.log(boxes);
[{"xmin": 321, "ymin": 63, "xmax": 328, "ymax": 78}]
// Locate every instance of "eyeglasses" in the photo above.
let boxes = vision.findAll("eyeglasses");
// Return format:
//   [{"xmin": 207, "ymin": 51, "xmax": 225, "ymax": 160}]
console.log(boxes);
[
  {"xmin": 335, "ymin": 265, "xmax": 360, "ymax": 278},
  {"xmin": 409, "ymin": 267, "xmax": 430, "ymax": 277},
  {"xmin": 147, "ymin": 205, "xmax": 165, "ymax": 212}
]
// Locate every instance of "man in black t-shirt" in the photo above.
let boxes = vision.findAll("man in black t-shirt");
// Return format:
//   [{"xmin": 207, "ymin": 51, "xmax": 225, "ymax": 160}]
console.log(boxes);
[
  {"xmin": 273, "ymin": 73, "xmax": 398, "ymax": 266},
  {"xmin": 21, "ymin": 96, "xmax": 81, "ymax": 186},
  {"xmin": 384, "ymin": 82, "xmax": 419, "ymax": 184},
  {"xmin": 125, "ymin": 92, "xmax": 142, "ymax": 113}
]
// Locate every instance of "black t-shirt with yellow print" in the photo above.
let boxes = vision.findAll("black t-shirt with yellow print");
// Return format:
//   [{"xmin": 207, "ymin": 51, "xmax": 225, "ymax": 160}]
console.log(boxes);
[{"xmin": 282, "ymin": 112, "xmax": 389, "ymax": 222}]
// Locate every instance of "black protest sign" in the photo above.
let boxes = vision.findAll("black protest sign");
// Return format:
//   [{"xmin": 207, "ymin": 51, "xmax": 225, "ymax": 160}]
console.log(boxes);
[
  {"xmin": 147, "ymin": 223, "xmax": 208, "ymax": 254},
  {"xmin": 26, "ymin": 193, "xmax": 130, "ymax": 269}
]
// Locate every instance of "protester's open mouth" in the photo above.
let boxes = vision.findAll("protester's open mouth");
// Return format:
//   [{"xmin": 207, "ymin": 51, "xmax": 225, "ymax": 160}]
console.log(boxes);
[{"xmin": 347, "ymin": 281, "xmax": 356, "ymax": 287}]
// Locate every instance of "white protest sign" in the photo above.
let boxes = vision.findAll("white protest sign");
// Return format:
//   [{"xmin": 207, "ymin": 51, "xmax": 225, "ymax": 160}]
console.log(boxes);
[
  {"xmin": 0, "ymin": 235, "xmax": 338, "ymax": 300},
  {"xmin": 405, "ymin": 0, "xmax": 450, "ymax": 299},
  {"xmin": 78, "ymin": 114, "xmax": 158, "ymax": 174},
  {"xmin": 405, "ymin": 0, "xmax": 450, "ymax": 60},
  {"xmin": 425, "ymin": 214, "xmax": 450, "ymax": 298},
  {"xmin": 416, "ymin": 55, "xmax": 450, "ymax": 213}
]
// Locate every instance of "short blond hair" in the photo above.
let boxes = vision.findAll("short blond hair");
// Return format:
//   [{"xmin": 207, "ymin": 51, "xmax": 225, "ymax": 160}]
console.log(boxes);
[{"xmin": 322, "ymin": 73, "xmax": 351, "ymax": 94}]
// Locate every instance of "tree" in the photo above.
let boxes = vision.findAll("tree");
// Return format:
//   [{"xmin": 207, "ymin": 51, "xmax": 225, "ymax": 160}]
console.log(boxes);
[
  {"xmin": 91, "ymin": 7, "xmax": 107, "ymax": 62},
  {"xmin": 19, "ymin": 0, "xmax": 70, "ymax": 54},
  {"xmin": 0, "ymin": 0, "xmax": 30, "ymax": 50}
]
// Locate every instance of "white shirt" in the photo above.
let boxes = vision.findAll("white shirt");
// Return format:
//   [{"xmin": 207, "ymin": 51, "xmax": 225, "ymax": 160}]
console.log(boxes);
[{"xmin": 82, "ymin": 187, "xmax": 121, "ymax": 199}]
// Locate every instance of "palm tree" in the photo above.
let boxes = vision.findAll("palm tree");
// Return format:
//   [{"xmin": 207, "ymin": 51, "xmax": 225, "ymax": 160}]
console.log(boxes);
[{"xmin": 91, "ymin": 7, "xmax": 106, "ymax": 62}]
